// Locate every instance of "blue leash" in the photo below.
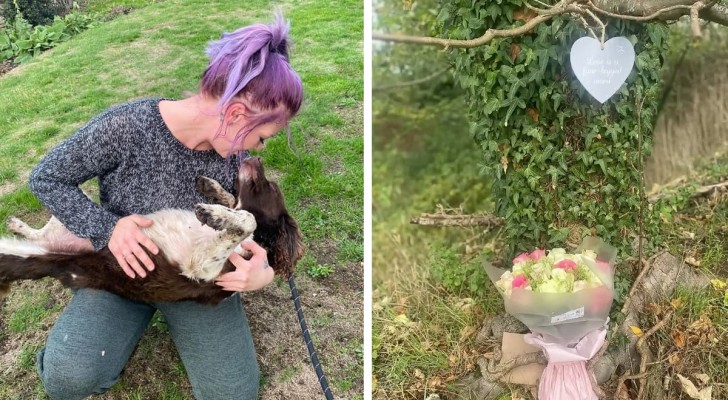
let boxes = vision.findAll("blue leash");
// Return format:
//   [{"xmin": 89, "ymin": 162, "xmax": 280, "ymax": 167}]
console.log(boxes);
[{"xmin": 288, "ymin": 275, "xmax": 334, "ymax": 400}]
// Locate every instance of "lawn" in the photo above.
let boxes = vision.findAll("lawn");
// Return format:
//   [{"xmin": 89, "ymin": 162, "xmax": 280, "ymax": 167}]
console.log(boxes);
[{"xmin": 0, "ymin": 0, "xmax": 363, "ymax": 399}]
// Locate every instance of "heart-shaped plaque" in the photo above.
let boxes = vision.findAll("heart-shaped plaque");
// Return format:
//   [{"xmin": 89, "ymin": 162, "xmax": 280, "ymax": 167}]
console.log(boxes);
[{"xmin": 569, "ymin": 36, "xmax": 635, "ymax": 104}]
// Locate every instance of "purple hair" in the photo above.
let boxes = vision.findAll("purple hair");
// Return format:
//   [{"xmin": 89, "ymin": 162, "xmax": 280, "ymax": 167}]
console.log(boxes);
[{"xmin": 200, "ymin": 14, "xmax": 303, "ymax": 158}]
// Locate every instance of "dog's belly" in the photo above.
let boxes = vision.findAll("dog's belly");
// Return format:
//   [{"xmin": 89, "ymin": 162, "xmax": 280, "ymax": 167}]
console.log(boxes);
[{"xmin": 142, "ymin": 209, "xmax": 221, "ymax": 266}]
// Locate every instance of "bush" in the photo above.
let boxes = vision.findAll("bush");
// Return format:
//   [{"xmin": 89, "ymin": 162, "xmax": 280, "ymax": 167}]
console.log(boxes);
[
  {"xmin": 438, "ymin": 2, "xmax": 669, "ymax": 257},
  {"xmin": 4, "ymin": 0, "xmax": 59, "ymax": 26},
  {"xmin": 0, "ymin": 7, "xmax": 96, "ymax": 63}
]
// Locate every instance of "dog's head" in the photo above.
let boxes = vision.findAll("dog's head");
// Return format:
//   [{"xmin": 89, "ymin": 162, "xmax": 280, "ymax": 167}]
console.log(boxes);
[{"xmin": 235, "ymin": 157, "xmax": 304, "ymax": 277}]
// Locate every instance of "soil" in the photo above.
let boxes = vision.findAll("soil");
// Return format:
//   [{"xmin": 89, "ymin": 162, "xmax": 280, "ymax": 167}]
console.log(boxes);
[
  {"xmin": 0, "ymin": 262, "xmax": 364, "ymax": 399},
  {"xmin": 0, "ymin": 60, "xmax": 16, "ymax": 76}
]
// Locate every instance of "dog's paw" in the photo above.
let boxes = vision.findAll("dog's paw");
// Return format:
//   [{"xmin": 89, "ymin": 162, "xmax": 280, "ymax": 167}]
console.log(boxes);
[
  {"xmin": 195, "ymin": 204, "xmax": 257, "ymax": 236},
  {"xmin": 195, "ymin": 176, "xmax": 235, "ymax": 207},
  {"xmin": 7, "ymin": 216, "xmax": 31, "ymax": 236}
]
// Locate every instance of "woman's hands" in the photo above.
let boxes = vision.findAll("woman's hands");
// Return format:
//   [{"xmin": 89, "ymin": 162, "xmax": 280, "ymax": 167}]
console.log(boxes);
[
  {"xmin": 108, "ymin": 215, "xmax": 160, "ymax": 279},
  {"xmin": 215, "ymin": 241, "xmax": 275, "ymax": 292}
]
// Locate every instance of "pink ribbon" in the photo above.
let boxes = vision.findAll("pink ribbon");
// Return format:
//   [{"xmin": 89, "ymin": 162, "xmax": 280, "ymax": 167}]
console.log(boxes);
[{"xmin": 524, "ymin": 326, "xmax": 607, "ymax": 400}]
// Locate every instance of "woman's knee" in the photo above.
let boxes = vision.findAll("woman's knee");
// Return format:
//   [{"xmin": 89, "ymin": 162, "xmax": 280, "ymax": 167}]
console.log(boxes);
[
  {"xmin": 191, "ymin": 360, "xmax": 260, "ymax": 400},
  {"xmin": 38, "ymin": 347, "xmax": 116, "ymax": 399}
]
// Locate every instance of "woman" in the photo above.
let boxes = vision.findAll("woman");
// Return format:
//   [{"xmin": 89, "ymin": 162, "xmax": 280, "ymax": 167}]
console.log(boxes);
[{"xmin": 27, "ymin": 14, "xmax": 302, "ymax": 399}]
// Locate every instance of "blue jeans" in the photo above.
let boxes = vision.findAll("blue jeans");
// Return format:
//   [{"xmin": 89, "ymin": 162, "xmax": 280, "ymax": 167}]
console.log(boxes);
[{"xmin": 37, "ymin": 289, "xmax": 260, "ymax": 400}]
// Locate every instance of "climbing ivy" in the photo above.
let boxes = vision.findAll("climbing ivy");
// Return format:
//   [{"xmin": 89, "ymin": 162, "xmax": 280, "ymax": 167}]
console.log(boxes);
[{"xmin": 437, "ymin": 1, "xmax": 669, "ymax": 256}]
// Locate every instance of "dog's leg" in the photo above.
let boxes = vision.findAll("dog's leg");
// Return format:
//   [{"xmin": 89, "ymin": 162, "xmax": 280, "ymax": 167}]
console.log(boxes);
[
  {"xmin": 180, "ymin": 205, "xmax": 257, "ymax": 281},
  {"xmin": 196, "ymin": 176, "xmax": 235, "ymax": 208},
  {"xmin": 7, "ymin": 216, "xmax": 93, "ymax": 254},
  {"xmin": 181, "ymin": 233, "xmax": 246, "ymax": 281},
  {"xmin": 194, "ymin": 204, "xmax": 256, "ymax": 236},
  {"xmin": 6, "ymin": 216, "xmax": 62, "ymax": 240}
]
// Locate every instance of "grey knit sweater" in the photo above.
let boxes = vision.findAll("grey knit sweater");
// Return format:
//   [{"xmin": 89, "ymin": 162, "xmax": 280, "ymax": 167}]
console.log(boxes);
[{"xmin": 29, "ymin": 98, "xmax": 239, "ymax": 251}]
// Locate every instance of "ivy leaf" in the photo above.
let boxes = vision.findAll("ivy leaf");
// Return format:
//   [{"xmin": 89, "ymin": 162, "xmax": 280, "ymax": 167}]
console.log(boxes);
[{"xmin": 486, "ymin": 4, "xmax": 501, "ymax": 22}]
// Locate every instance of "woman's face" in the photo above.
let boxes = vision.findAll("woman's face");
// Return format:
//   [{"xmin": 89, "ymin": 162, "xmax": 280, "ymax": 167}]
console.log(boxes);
[
  {"xmin": 240, "ymin": 121, "xmax": 285, "ymax": 151},
  {"xmin": 213, "ymin": 116, "xmax": 286, "ymax": 156}
]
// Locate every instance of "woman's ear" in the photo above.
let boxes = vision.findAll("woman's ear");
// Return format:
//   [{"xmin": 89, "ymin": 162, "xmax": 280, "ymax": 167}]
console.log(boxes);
[
  {"xmin": 221, "ymin": 102, "xmax": 249, "ymax": 125},
  {"xmin": 229, "ymin": 103, "xmax": 251, "ymax": 124}
]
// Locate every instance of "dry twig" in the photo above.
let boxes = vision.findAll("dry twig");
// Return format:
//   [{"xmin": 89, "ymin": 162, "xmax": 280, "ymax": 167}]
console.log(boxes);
[
  {"xmin": 373, "ymin": 67, "xmax": 451, "ymax": 92},
  {"xmin": 410, "ymin": 213, "xmax": 502, "ymax": 227},
  {"xmin": 648, "ymin": 179, "xmax": 728, "ymax": 202}
]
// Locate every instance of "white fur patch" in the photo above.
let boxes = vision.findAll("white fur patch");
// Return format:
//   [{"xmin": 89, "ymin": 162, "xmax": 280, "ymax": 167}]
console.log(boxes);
[
  {"xmin": 141, "ymin": 209, "xmax": 256, "ymax": 282},
  {"xmin": 0, "ymin": 238, "xmax": 48, "ymax": 257}
]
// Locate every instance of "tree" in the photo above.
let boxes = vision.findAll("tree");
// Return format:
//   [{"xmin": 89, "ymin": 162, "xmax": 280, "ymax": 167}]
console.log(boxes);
[{"xmin": 374, "ymin": 0, "xmax": 728, "ymax": 257}]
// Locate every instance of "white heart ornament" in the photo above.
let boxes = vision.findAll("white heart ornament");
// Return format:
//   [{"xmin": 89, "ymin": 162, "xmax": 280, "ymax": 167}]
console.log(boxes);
[{"xmin": 569, "ymin": 36, "xmax": 635, "ymax": 104}]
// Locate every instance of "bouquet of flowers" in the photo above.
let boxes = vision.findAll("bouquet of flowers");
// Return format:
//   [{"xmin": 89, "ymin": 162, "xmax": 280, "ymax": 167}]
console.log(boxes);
[
  {"xmin": 485, "ymin": 236, "xmax": 617, "ymax": 344},
  {"xmin": 485, "ymin": 237, "xmax": 617, "ymax": 400}
]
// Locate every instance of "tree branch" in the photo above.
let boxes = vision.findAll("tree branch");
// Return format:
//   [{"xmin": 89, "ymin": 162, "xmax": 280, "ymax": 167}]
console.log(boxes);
[
  {"xmin": 373, "ymin": 67, "xmax": 451, "ymax": 92},
  {"xmin": 372, "ymin": 0, "xmax": 728, "ymax": 47},
  {"xmin": 372, "ymin": 0, "xmax": 576, "ymax": 48}
]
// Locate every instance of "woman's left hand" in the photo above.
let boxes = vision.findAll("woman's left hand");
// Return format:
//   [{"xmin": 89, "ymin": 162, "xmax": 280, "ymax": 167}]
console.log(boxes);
[{"xmin": 215, "ymin": 240, "xmax": 275, "ymax": 292}]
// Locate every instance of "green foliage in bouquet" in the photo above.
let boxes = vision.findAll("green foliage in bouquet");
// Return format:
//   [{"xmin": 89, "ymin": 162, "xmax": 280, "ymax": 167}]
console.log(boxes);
[{"xmin": 437, "ymin": 0, "xmax": 668, "ymax": 256}]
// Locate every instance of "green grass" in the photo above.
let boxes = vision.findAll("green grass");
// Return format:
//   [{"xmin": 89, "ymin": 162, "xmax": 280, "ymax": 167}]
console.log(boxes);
[
  {"xmin": 0, "ymin": 0, "xmax": 363, "ymax": 398},
  {"xmin": 651, "ymin": 153, "xmax": 728, "ymax": 398},
  {"xmin": 7, "ymin": 292, "xmax": 61, "ymax": 334},
  {"xmin": 372, "ymin": 91, "xmax": 497, "ymax": 398}
]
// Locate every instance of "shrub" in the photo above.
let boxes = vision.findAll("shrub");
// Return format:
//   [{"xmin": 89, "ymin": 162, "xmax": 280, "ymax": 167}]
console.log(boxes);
[
  {"xmin": 438, "ymin": 1, "xmax": 668, "ymax": 257},
  {"xmin": 4, "ymin": 0, "xmax": 59, "ymax": 27},
  {"xmin": 0, "ymin": 7, "xmax": 95, "ymax": 63}
]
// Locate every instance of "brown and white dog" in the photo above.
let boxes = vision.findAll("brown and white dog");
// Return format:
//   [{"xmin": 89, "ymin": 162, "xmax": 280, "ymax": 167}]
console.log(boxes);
[{"xmin": 0, "ymin": 157, "xmax": 304, "ymax": 305}]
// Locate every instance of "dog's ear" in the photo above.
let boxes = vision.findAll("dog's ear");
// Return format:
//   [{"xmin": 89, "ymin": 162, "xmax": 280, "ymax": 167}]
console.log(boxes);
[{"xmin": 275, "ymin": 214, "xmax": 305, "ymax": 277}]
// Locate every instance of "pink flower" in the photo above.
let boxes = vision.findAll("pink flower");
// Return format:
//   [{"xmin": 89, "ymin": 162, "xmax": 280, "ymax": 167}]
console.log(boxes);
[
  {"xmin": 587, "ymin": 286, "xmax": 613, "ymax": 314},
  {"xmin": 555, "ymin": 259, "xmax": 578, "ymax": 273},
  {"xmin": 596, "ymin": 260, "xmax": 611, "ymax": 272},
  {"xmin": 512, "ymin": 275, "xmax": 529, "ymax": 289},
  {"xmin": 529, "ymin": 249, "xmax": 546, "ymax": 260},
  {"xmin": 513, "ymin": 253, "xmax": 531, "ymax": 265}
]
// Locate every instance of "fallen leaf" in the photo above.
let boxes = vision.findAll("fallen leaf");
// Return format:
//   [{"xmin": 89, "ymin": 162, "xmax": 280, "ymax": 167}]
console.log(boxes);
[
  {"xmin": 711, "ymin": 279, "xmax": 727, "ymax": 290},
  {"xmin": 527, "ymin": 108, "xmax": 539, "ymax": 122},
  {"xmin": 460, "ymin": 326, "xmax": 477, "ymax": 341},
  {"xmin": 501, "ymin": 155, "xmax": 509, "ymax": 173},
  {"xmin": 668, "ymin": 352, "xmax": 681, "ymax": 365},
  {"xmin": 414, "ymin": 368, "xmax": 425, "ymax": 380},
  {"xmin": 428, "ymin": 376, "xmax": 443, "ymax": 388},
  {"xmin": 448, "ymin": 353, "xmax": 458, "ymax": 366},
  {"xmin": 645, "ymin": 302, "xmax": 662, "ymax": 314},
  {"xmin": 510, "ymin": 44, "xmax": 521, "ymax": 61},
  {"xmin": 693, "ymin": 373, "xmax": 710, "ymax": 384},
  {"xmin": 680, "ymin": 230, "xmax": 696, "ymax": 240},
  {"xmin": 630, "ymin": 325, "xmax": 644, "ymax": 337},
  {"xmin": 685, "ymin": 257, "xmax": 701, "ymax": 267},
  {"xmin": 394, "ymin": 314, "xmax": 413, "ymax": 326},
  {"xmin": 672, "ymin": 329, "xmax": 686, "ymax": 348},
  {"xmin": 513, "ymin": 8, "xmax": 537, "ymax": 22},
  {"xmin": 671, "ymin": 298, "xmax": 684, "ymax": 309},
  {"xmin": 689, "ymin": 314, "xmax": 714, "ymax": 331},
  {"xmin": 445, "ymin": 375, "xmax": 457, "ymax": 382},
  {"xmin": 677, "ymin": 373, "xmax": 712, "ymax": 400},
  {"xmin": 616, "ymin": 380, "xmax": 630, "ymax": 400}
]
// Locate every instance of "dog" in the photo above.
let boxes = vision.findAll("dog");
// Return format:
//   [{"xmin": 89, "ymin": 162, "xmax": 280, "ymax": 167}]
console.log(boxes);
[{"xmin": 0, "ymin": 156, "xmax": 304, "ymax": 305}]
